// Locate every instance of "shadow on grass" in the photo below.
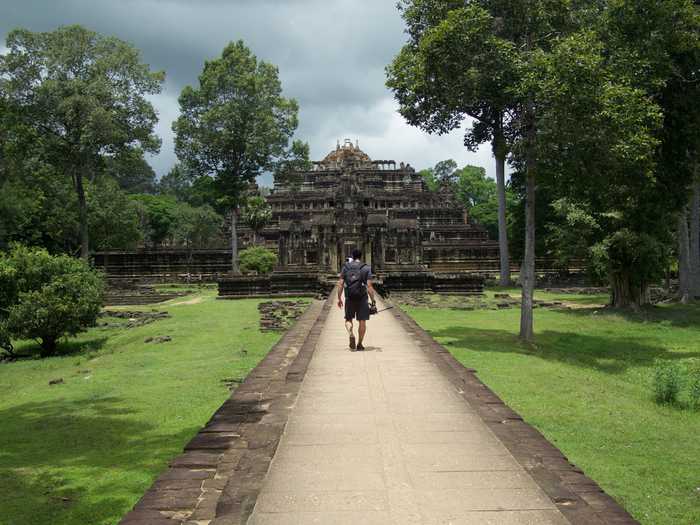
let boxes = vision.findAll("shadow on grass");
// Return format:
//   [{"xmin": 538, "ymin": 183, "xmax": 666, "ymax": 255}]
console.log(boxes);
[
  {"xmin": 12, "ymin": 336, "xmax": 109, "ymax": 359},
  {"xmin": 0, "ymin": 395, "xmax": 199, "ymax": 525},
  {"xmin": 429, "ymin": 325, "xmax": 700, "ymax": 375},
  {"xmin": 564, "ymin": 302, "xmax": 700, "ymax": 329}
]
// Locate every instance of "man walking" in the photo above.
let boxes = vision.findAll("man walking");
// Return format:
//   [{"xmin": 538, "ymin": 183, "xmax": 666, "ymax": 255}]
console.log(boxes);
[{"xmin": 337, "ymin": 248, "xmax": 376, "ymax": 351}]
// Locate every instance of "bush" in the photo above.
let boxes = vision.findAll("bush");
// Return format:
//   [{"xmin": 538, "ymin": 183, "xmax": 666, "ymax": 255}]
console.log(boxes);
[
  {"xmin": 652, "ymin": 361, "xmax": 683, "ymax": 405},
  {"xmin": 0, "ymin": 245, "xmax": 104, "ymax": 357},
  {"xmin": 688, "ymin": 363, "xmax": 700, "ymax": 410},
  {"xmin": 239, "ymin": 246, "xmax": 277, "ymax": 275},
  {"xmin": 0, "ymin": 319, "xmax": 14, "ymax": 358}
]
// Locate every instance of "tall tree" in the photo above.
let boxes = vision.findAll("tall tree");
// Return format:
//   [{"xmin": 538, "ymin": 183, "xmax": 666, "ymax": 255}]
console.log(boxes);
[
  {"xmin": 273, "ymin": 139, "xmax": 312, "ymax": 191},
  {"xmin": 387, "ymin": 0, "xmax": 520, "ymax": 287},
  {"xmin": 130, "ymin": 194, "xmax": 179, "ymax": 248},
  {"xmin": 0, "ymin": 160, "xmax": 80, "ymax": 254},
  {"xmin": 173, "ymin": 40, "xmax": 298, "ymax": 273},
  {"xmin": 690, "ymin": 177, "xmax": 700, "ymax": 298},
  {"xmin": 418, "ymin": 159, "xmax": 458, "ymax": 192},
  {"xmin": 0, "ymin": 25, "xmax": 164, "ymax": 260},
  {"xmin": 433, "ymin": 159, "xmax": 458, "ymax": 186},
  {"xmin": 172, "ymin": 203, "xmax": 222, "ymax": 250},
  {"xmin": 679, "ymin": 173, "xmax": 700, "ymax": 301},
  {"xmin": 87, "ymin": 177, "xmax": 142, "ymax": 251},
  {"xmin": 104, "ymin": 147, "xmax": 157, "ymax": 194},
  {"xmin": 388, "ymin": 0, "xmax": 575, "ymax": 340},
  {"xmin": 454, "ymin": 165, "xmax": 502, "ymax": 240},
  {"xmin": 158, "ymin": 163, "xmax": 192, "ymax": 200},
  {"xmin": 530, "ymin": 0, "xmax": 700, "ymax": 307}
]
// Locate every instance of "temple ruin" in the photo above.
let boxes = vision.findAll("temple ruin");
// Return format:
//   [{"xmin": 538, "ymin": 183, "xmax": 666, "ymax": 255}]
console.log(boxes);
[
  {"xmin": 95, "ymin": 139, "xmax": 502, "ymax": 295},
  {"xmin": 243, "ymin": 139, "xmax": 499, "ymax": 273}
]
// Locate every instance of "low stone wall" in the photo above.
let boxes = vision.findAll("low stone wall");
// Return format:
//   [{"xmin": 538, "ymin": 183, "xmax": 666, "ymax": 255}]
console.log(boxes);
[
  {"xmin": 218, "ymin": 271, "xmax": 484, "ymax": 299},
  {"xmin": 380, "ymin": 272, "xmax": 484, "ymax": 296},
  {"xmin": 218, "ymin": 272, "xmax": 334, "ymax": 299},
  {"xmin": 94, "ymin": 250, "xmax": 232, "ymax": 282}
]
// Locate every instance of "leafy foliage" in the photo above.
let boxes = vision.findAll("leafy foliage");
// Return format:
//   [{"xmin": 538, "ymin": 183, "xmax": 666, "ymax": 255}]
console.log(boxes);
[
  {"xmin": 130, "ymin": 194, "xmax": 179, "ymax": 247},
  {"xmin": 173, "ymin": 40, "xmax": 298, "ymax": 271},
  {"xmin": 172, "ymin": 203, "xmax": 223, "ymax": 249},
  {"xmin": 546, "ymin": 198, "xmax": 601, "ymax": 271},
  {"xmin": 689, "ymin": 364, "xmax": 700, "ymax": 410},
  {"xmin": 653, "ymin": 361, "xmax": 683, "ymax": 405},
  {"xmin": 0, "ymin": 25, "xmax": 164, "ymax": 258},
  {"xmin": 0, "ymin": 245, "xmax": 104, "ymax": 357},
  {"xmin": 239, "ymin": 246, "xmax": 277, "ymax": 275},
  {"xmin": 87, "ymin": 177, "xmax": 142, "ymax": 251},
  {"xmin": 0, "ymin": 160, "xmax": 80, "ymax": 254},
  {"xmin": 241, "ymin": 196, "xmax": 272, "ymax": 241},
  {"xmin": 274, "ymin": 139, "xmax": 312, "ymax": 190},
  {"xmin": 158, "ymin": 164, "xmax": 191, "ymax": 199},
  {"xmin": 103, "ymin": 148, "xmax": 157, "ymax": 194},
  {"xmin": 421, "ymin": 161, "xmax": 511, "ymax": 241}
]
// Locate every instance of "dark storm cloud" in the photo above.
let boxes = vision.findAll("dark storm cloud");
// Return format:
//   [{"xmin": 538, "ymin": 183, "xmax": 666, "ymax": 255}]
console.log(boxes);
[{"xmin": 1, "ymin": 0, "xmax": 497, "ymax": 179}]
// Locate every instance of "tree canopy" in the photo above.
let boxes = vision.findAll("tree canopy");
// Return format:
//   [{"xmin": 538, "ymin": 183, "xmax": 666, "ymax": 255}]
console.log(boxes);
[
  {"xmin": 0, "ymin": 25, "xmax": 164, "ymax": 259},
  {"xmin": 173, "ymin": 39, "xmax": 299, "ymax": 272}
]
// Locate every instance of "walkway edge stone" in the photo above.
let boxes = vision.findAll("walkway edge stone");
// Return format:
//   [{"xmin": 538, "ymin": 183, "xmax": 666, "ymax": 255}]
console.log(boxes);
[
  {"xmin": 390, "ymin": 304, "xmax": 639, "ymax": 525},
  {"xmin": 119, "ymin": 296, "xmax": 332, "ymax": 525}
]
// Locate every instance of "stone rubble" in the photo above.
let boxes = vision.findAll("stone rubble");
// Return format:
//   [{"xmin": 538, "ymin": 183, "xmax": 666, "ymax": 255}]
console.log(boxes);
[
  {"xmin": 99, "ymin": 310, "xmax": 171, "ymax": 329},
  {"xmin": 257, "ymin": 301, "xmax": 308, "ymax": 332}
]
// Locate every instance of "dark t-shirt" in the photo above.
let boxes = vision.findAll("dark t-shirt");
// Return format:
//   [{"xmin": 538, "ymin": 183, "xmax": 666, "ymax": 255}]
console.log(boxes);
[{"xmin": 341, "ymin": 260, "xmax": 372, "ymax": 298}]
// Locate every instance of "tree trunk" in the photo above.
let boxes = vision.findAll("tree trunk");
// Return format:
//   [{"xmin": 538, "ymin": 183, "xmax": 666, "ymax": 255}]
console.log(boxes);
[
  {"xmin": 690, "ymin": 177, "xmax": 700, "ymax": 298},
  {"xmin": 519, "ymin": 166, "xmax": 536, "ymax": 342},
  {"xmin": 493, "ymin": 127, "xmax": 511, "ymax": 287},
  {"xmin": 678, "ymin": 210, "xmax": 691, "ymax": 302},
  {"xmin": 40, "ymin": 336, "xmax": 58, "ymax": 358},
  {"xmin": 231, "ymin": 210, "xmax": 240, "ymax": 274},
  {"xmin": 610, "ymin": 271, "xmax": 648, "ymax": 309},
  {"xmin": 75, "ymin": 169, "xmax": 89, "ymax": 261}
]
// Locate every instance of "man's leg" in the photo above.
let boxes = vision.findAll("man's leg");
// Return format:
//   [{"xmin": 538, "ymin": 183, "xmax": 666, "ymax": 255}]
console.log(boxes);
[
  {"xmin": 355, "ymin": 297, "xmax": 370, "ymax": 350},
  {"xmin": 357, "ymin": 320, "xmax": 366, "ymax": 346},
  {"xmin": 346, "ymin": 319, "xmax": 356, "ymax": 349}
]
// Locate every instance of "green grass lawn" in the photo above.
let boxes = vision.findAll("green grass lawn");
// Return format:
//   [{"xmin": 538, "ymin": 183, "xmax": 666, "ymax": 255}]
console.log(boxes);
[
  {"xmin": 402, "ymin": 292, "xmax": 700, "ymax": 525},
  {"xmin": 0, "ymin": 290, "xmax": 304, "ymax": 525}
]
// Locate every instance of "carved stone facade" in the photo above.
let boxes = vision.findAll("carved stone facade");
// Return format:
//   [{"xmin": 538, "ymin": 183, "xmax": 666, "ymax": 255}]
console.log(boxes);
[{"xmin": 257, "ymin": 139, "xmax": 499, "ymax": 273}]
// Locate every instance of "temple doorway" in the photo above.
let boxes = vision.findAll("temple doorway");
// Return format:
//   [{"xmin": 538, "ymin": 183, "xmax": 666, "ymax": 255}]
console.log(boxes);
[{"xmin": 337, "ymin": 241, "xmax": 360, "ymax": 270}]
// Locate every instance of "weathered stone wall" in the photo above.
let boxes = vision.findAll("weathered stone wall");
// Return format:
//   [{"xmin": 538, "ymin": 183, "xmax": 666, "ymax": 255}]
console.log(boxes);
[
  {"xmin": 94, "ymin": 250, "xmax": 232, "ymax": 282},
  {"xmin": 218, "ymin": 271, "xmax": 335, "ymax": 299},
  {"xmin": 217, "ymin": 270, "xmax": 485, "ymax": 298}
]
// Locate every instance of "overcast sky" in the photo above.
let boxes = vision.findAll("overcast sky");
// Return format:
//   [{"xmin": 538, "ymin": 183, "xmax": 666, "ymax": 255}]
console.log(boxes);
[{"xmin": 1, "ymin": 0, "xmax": 500, "ymax": 184}]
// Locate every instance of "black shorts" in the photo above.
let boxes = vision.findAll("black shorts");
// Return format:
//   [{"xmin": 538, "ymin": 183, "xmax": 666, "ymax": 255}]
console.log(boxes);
[{"xmin": 345, "ymin": 296, "xmax": 370, "ymax": 321}]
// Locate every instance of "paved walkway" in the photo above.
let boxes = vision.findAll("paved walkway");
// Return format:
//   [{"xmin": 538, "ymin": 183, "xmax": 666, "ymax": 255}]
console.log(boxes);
[{"xmin": 246, "ymin": 297, "xmax": 568, "ymax": 525}]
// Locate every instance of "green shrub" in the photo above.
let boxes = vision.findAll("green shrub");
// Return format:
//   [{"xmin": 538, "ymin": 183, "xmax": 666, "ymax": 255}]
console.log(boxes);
[
  {"xmin": 0, "ymin": 319, "xmax": 14, "ymax": 358},
  {"xmin": 239, "ymin": 246, "xmax": 277, "ymax": 275},
  {"xmin": 652, "ymin": 361, "xmax": 683, "ymax": 405},
  {"xmin": 0, "ymin": 245, "xmax": 104, "ymax": 357},
  {"xmin": 688, "ymin": 363, "xmax": 700, "ymax": 410}
]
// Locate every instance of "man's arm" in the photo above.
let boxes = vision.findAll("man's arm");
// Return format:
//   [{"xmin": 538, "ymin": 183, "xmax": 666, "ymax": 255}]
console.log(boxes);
[
  {"xmin": 337, "ymin": 276, "xmax": 344, "ymax": 308},
  {"xmin": 367, "ymin": 279, "xmax": 376, "ymax": 305}
]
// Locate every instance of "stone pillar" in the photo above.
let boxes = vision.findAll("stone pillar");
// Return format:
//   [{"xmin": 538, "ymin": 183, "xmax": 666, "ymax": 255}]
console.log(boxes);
[
  {"xmin": 377, "ymin": 230, "xmax": 385, "ymax": 270},
  {"xmin": 279, "ymin": 234, "xmax": 287, "ymax": 267},
  {"xmin": 330, "ymin": 239, "xmax": 338, "ymax": 273}
]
